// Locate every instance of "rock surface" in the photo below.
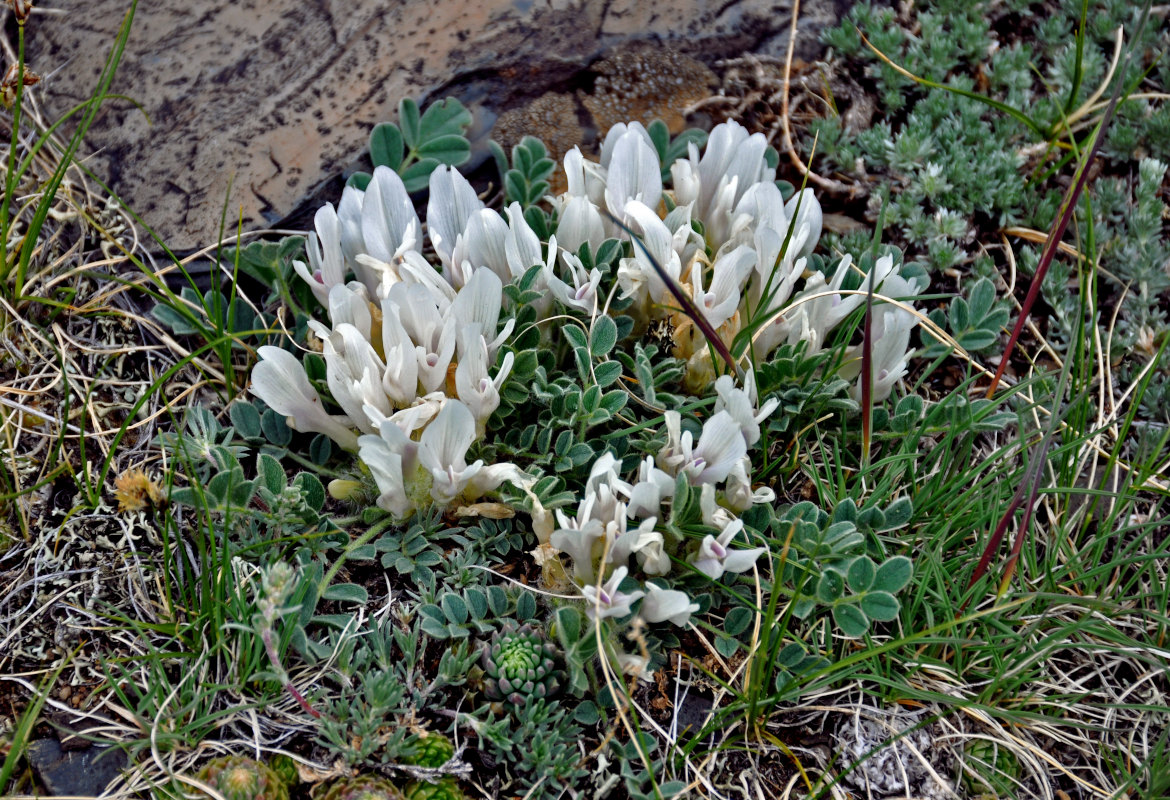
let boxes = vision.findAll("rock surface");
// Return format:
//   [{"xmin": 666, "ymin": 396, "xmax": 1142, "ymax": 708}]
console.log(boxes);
[
  {"xmin": 26, "ymin": 738, "xmax": 128, "ymax": 796},
  {"xmin": 24, "ymin": 0, "xmax": 846, "ymax": 250}
]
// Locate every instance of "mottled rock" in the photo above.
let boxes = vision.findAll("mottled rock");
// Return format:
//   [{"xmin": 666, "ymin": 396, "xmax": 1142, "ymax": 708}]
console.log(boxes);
[
  {"xmin": 26, "ymin": 738, "xmax": 128, "ymax": 797},
  {"xmin": 23, "ymin": 0, "xmax": 849, "ymax": 250}
]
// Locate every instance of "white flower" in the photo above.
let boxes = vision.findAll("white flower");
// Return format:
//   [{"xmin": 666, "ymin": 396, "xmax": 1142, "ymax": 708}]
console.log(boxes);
[
  {"xmin": 657, "ymin": 410, "xmax": 747, "ymax": 485},
  {"xmin": 616, "ymin": 651, "xmax": 653, "ymax": 681},
  {"xmin": 250, "ymin": 346, "xmax": 359, "ymax": 451},
  {"xmin": 713, "ymin": 372, "xmax": 778, "ymax": 447},
  {"xmin": 783, "ymin": 188, "xmax": 823, "ymax": 260},
  {"xmin": 550, "ymin": 518, "xmax": 607, "ymax": 583},
  {"xmin": 617, "ymin": 200, "xmax": 683, "ymax": 308},
  {"xmin": 545, "ymin": 250, "xmax": 602, "ymax": 313},
  {"xmin": 451, "ymin": 207, "xmax": 511, "ymax": 285},
  {"xmin": 581, "ymin": 566, "xmax": 644, "ymax": 621},
  {"xmin": 625, "ymin": 456, "xmax": 676, "ymax": 520},
  {"xmin": 455, "ymin": 329, "xmax": 514, "ymax": 435},
  {"xmin": 503, "ymin": 202, "xmax": 545, "ymax": 277},
  {"xmin": 309, "ymin": 320, "xmax": 390, "ymax": 434},
  {"xmin": 397, "ymin": 250, "xmax": 457, "ymax": 309},
  {"xmin": 357, "ymin": 415, "xmax": 421, "ymax": 517},
  {"xmin": 359, "ymin": 398, "xmax": 511, "ymax": 517},
  {"xmin": 785, "ymin": 253, "xmax": 864, "ymax": 354},
  {"xmin": 324, "ymin": 282, "xmax": 374, "ymax": 340},
  {"xmin": 416, "ymin": 398, "xmax": 487, "ymax": 504},
  {"xmin": 386, "ymin": 281, "xmax": 456, "ymax": 394},
  {"xmin": 693, "ymin": 244, "xmax": 755, "ymax": 330},
  {"xmin": 292, "ymin": 203, "xmax": 348, "ymax": 306},
  {"xmin": 695, "ymin": 121, "xmax": 774, "ymax": 247},
  {"xmin": 360, "ymin": 165, "xmax": 422, "ymax": 275},
  {"xmin": 336, "ymin": 185, "xmax": 367, "ymax": 267},
  {"xmin": 745, "ymin": 226, "xmax": 804, "ymax": 341},
  {"xmin": 564, "ymin": 146, "xmax": 606, "ymax": 207},
  {"xmin": 610, "ymin": 516, "xmax": 670, "ymax": 576},
  {"xmin": 689, "ymin": 519, "xmax": 766, "ymax": 580},
  {"xmin": 427, "ymin": 166, "xmax": 485, "ymax": 281},
  {"xmin": 723, "ymin": 456, "xmax": 775, "ymax": 512},
  {"xmin": 699, "ymin": 483, "xmax": 737, "ymax": 531},
  {"xmin": 604, "ymin": 126, "xmax": 662, "ymax": 221},
  {"xmin": 640, "ymin": 583, "xmax": 699, "ymax": 626},
  {"xmin": 378, "ymin": 308, "xmax": 420, "ymax": 406},
  {"xmin": 599, "ymin": 121, "xmax": 656, "ymax": 169},
  {"xmin": 448, "ymin": 267, "xmax": 514, "ymax": 359},
  {"xmin": 843, "ymin": 306, "xmax": 919, "ymax": 402},
  {"xmin": 556, "ymin": 195, "xmax": 605, "ymax": 256}
]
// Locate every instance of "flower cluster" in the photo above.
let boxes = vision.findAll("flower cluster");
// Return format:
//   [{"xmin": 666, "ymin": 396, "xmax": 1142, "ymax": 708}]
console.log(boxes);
[
  {"xmin": 550, "ymin": 372, "xmax": 775, "ymax": 629},
  {"xmin": 576, "ymin": 120, "xmax": 926, "ymax": 397},
  {"xmin": 250, "ymin": 165, "xmax": 533, "ymax": 517},
  {"xmin": 249, "ymin": 116, "xmax": 926, "ymax": 624}
]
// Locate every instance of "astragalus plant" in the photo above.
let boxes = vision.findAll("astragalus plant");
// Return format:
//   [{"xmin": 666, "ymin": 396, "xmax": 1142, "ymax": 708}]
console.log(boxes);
[{"xmin": 250, "ymin": 116, "xmax": 924, "ymax": 648}]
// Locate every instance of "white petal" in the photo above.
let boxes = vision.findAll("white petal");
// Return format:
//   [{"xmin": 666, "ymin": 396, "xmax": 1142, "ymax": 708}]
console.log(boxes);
[
  {"xmin": 250, "ymin": 346, "xmax": 359, "ymax": 451},
  {"xmin": 427, "ymin": 166, "xmax": 484, "ymax": 268},
  {"xmin": 605, "ymin": 131, "xmax": 662, "ymax": 219},
  {"xmin": 640, "ymin": 584, "xmax": 699, "ymax": 626},
  {"xmin": 362, "ymin": 165, "xmax": 423, "ymax": 265}
]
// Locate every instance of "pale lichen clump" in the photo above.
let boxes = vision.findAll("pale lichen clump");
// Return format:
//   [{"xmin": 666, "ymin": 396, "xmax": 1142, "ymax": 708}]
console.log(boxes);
[{"xmin": 581, "ymin": 44, "xmax": 716, "ymax": 135}]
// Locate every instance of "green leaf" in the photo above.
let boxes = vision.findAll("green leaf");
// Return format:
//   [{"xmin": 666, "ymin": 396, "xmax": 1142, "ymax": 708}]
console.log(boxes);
[
  {"xmin": 418, "ymin": 97, "xmax": 472, "ymax": 142},
  {"xmin": 860, "ymin": 591, "xmax": 900, "ymax": 622},
  {"xmin": 816, "ymin": 570, "xmax": 845, "ymax": 603},
  {"xmin": 261, "ymin": 409, "xmax": 293, "ymax": 446},
  {"xmin": 400, "ymin": 157, "xmax": 443, "ymax": 193},
  {"xmin": 369, "ymin": 122, "xmax": 404, "ymax": 171},
  {"xmin": 420, "ymin": 618, "xmax": 450, "ymax": 640},
  {"xmin": 595, "ymin": 238, "xmax": 623, "ymax": 268},
  {"xmin": 417, "ymin": 133, "xmax": 471, "ymax": 166},
  {"xmin": 647, "ymin": 119, "xmax": 670, "ymax": 160},
  {"xmin": 574, "ymin": 701, "xmax": 600, "ymax": 725},
  {"xmin": 487, "ymin": 586, "xmax": 509, "ymax": 616},
  {"xmin": 322, "ymin": 583, "xmax": 368, "ymax": 604},
  {"xmin": 555, "ymin": 606, "xmax": 583, "ymax": 643},
  {"xmin": 229, "ymin": 400, "xmax": 262, "ymax": 440},
  {"xmin": 590, "ymin": 315, "xmax": 619, "ymax": 356},
  {"xmin": 714, "ymin": 635, "xmax": 739, "ymax": 658},
  {"xmin": 293, "ymin": 472, "xmax": 326, "ymax": 512},
  {"xmin": 833, "ymin": 604, "xmax": 869, "ymax": 638},
  {"xmin": 878, "ymin": 498, "xmax": 913, "ymax": 530},
  {"xmin": 599, "ymin": 391, "xmax": 627, "ymax": 414},
  {"xmin": 517, "ymin": 591, "xmax": 537, "ymax": 620},
  {"xmin": 562, "ymin": 324, "xmax": 588, "ymax": 350},
  {"xmin": 346, "ymin": 171, "xmax": 372, "ymax": 191},
  {"xmin": 465, "ymin": 587, "xmax": 488, "ymax": 619},
  {"xmin": 440, "ymin": 593, "xmax": 469, "ymax": 625},
  {"xmin": 847, "ymin": 556, "xmax": 877, "ymax": 592},
  {"xmin": 594, "ymin": 360, "xmax": 623, "ymax": 388},
  {"xmin": 256, "ymin": 453, "xmax": 286, "ymax": 495},
  {"xmin": 968, "ymin": 277, "xmax": 996, "ymax": 318},
  {"xmin": 150, "ymin": 302, "xmax": 202, "ymax": 336},
  {"xmin": 724, "ymin": 606, "xmax": 753, "ymax": 636},
  {"xmin": 398, "ymin": 98, "xmax": 422, "ymax": 148},
  {"xmin": 310, "ymin": 434, "xmax": 333, "ymax": 466},
  {"xmin": 873, "ymin": 556, "xmax": 913, "ymax": 593}
]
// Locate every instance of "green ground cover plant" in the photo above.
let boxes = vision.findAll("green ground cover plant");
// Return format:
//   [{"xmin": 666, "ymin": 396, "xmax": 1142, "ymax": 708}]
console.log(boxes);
[{"xmin": 0, "ymin": 0, "xmax": 1167, "ymax": 798}]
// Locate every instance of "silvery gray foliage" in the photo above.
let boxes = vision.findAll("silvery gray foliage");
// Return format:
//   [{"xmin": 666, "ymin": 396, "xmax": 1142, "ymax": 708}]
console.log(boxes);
[{"xmin": 836, "ymin": 706, "xmax": 953, "ymax": 798}]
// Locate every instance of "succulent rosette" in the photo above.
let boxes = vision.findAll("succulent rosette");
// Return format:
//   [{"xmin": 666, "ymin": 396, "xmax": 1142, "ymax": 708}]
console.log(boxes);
[
  {"xmin": 315, "ymin": 775, "xmax": 406, "ymax": 800},
  {"xmin": 404, "ymin": 778, "xmax": 467, "ymax": 800},
  {"xmin": 195, "ymin": 755, "xmax": 290, "ymax": 800},
  {"xmin": 401, "ymin": 732, "xmax": 455, "ymax": 769},
  {"xmin": 481, "ymin": 622, "xmax": 564, "ymax": 707}
]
